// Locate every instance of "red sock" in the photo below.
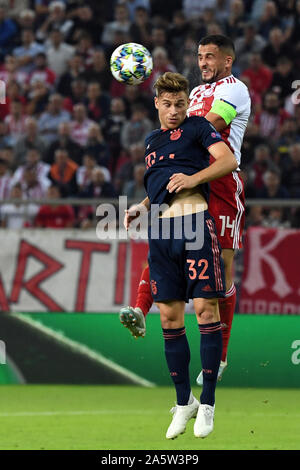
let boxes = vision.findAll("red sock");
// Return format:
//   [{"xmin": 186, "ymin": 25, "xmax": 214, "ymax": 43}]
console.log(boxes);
[
  {"xmin": 219, "ymin": 284, "xmax": 236, "ymax": 363},
  {"xmin": 135, "ymin": 265, "xmax": 153, "ymax": 317}
]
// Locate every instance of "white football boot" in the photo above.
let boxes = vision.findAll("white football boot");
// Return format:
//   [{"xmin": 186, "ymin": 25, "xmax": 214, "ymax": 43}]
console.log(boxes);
[
  {"xmin": 119, "ymin": 306, "xmax": 146, "ymax": 338},
  {"xmin": 166, "ymin": 396, "xmax": 199, "ymax": 439},
  {"xmin": 196, "ymin": 360, "xmax": 227, "ymax": 386},
  {"xmin": 194, "ymin": 404, "xmax": 215, "ymax": 438}
]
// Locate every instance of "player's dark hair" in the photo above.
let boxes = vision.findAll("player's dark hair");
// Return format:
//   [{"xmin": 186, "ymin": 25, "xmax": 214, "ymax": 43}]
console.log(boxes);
[
  {"xmin": 199, "ymin": 34, "xmax": 236, "ymax": 61},
  {"xmin": 154, "ymin": 72, "xmax": 189, "ymax": 97}
]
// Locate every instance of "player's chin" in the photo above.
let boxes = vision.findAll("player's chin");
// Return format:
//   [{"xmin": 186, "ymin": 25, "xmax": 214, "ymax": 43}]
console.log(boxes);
[{"xmin": 167, "ymin": 120, "xmax": 181, "ymax": 129}]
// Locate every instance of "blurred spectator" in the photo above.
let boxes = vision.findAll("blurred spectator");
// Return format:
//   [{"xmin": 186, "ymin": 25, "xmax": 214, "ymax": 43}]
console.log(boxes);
[
  {"xmin": 234, "ymin": 22, "xmax": 266, "ymax": 72},
  {"xmin": 239, "ymin": 168, "xmax": 256, "ymax": 198},
  {"xmin": 57, "ymin": 53, "xmax": 85, "ymax": 98},
  {"xmin": 241, "ymin": 123, "xmax": 268, "ymax": 166},
  {"xmin": 80, "ymin": 167, "xmax": 117, "ymax": 198},
  {"xmin": 122, "ymin": 84, "xmax": 154, "ymax": 119},
  {"xmin": 120, "ymin": 105, "xmax": 152, "ymax": 151},
  {"xmin": 84, "ymin": 123, "xmax": 110, "ymax": 167},
  {"xmin": 0, "ymin": 54, "xmax": 28, "ymax": 87},
  {"xmin": 262, "ymin": 208, "xmax": 291, "ymax": 228},
  {"xmin": 36, "ymin": 1, "xmax": 73, "ymax": 42},
  {"xmin": 45, "ymin": 121, "xmax": 82, "ymax": 165},
  {"xmin": 150, "ymin": 0, "xmax": 182, "ymax": 21},
  {"xmin": 241, "ymin": 52, "xmax": 273, "ymax": 97},
  {"xmin": 49, "ymin": 148, "xmax": 78, "ymax": 197},
  {"xmin": 256, "ymin": 169, "xmax": 290, "ymax": 198},
  {"xmin": 149, "ymin": 27, "xmax": 169, "ymax": 54},
  {"xmin": 167, "ymin": 11, "xmax": 190, "ymax": 62},
  {"xmin": 8, "ymin": 2, "xmax": 31, "ymax": 21},
  {"xmin": 101, "ymin": 97, "xmax": 127, "ymax": 173},
  {"xmin": 254, "ymin": 91, "xmax": 290, "ymax": 140},
  {"xmin": 0, "ymin": 3, "xmax": 18, "ymax": 58},
  {"xmin": 70, "ymin": 103, "xmax": 95, "ymax": 147},
  {"xmin": 276, "ymin": 118, "xmax": 300, "ymax": 159},
  {"xmin": 63, "ymin": 78, "xmax": 87, "ymax": 110},
  {"xmin": 183, "ymin": 0, "xmax": 217, "ymax": 20},
  {"xmin": 245, "ymin": 205, "xmax": 265, "ymax": 228},
  {"xmin": 0, "ymin": 183, "xmax": 39, "ymax": 228},
  {"xmin": 123, "ymin": 162, "xmax": 146, "ymax": 199},
  {"xmin": 67, "ymin": 6, "xmax": 101, "ymax": 46},
  {"xmin": 269, "ymin": 57, "xmax": 295, "ymax": 102},
  {"xmin": 85, "ymin": 82, "xmax": 110, "ymax": 122},
  {"xmin": 13, "ymin": 28, "xmax": 45, "ymax": 74},
  {"xmin": 129, "ymin": 6, "xmax": 152, "ymax": 48},
  {"xmin": 26, "ymin": 78, "xmax": 50, "ymax": 116},
  {"xmin": 14, "ymin": 117, "xmax": 47, "ymax": 168},
  {"xmin": 224, "ymin": 0, "xmax": 247, "ymax": 39},
  {"xmin": 0, "ymin": 121, "xmax": 14, "ymax": 148},
  {"xmin": 20, "ymin": 164, "xmax": 49, "ymax": 199},
  {"xmin": 46, "ymin": 28, "xmax": 75, "ymax": 77},
  {"xmin": 101, "ymin": 3, "xmax": 131, "ymax": 47},
  {"xmin": 4, "ymin": 100, "xmax": 27, "ymax": 145},
  {"xmin": 115, "ymin": 142, "xmax": 145, "ymax": 193},
  {"xmin": 240, "ymin": 75, "xmax": 261, "ymax": 117},
  {"xmin": 76, "ymin": 153, "xmax": 99, "ymax": 192},
  {"xmin": 15, "ymin": 8, "xmax": 36, "ymax": 34},
  {"xmin": 261, "ymin": 27, "xmax": 292, "ymax": 69},
  {"xmin": 28, "ymin": 52, "xmax": 56, "ymax": 90},
  {"xmin": 0, "ymin": 157, "xmax": 11, "ymax": 200},
  {"xmin": 258, "ymin": 1, "xmax": 282, "ymax": 39},
  {"xmin": 75, "ymin": 33, "xmax": 96, "ymax": 67},
  {"xmin": 143, "ymin": 46, "xmax": 176, "ymax": 95},
  {"xmin": 35, "ymin": 184, "xmax": 75, "ymax": 228},
  {"xmin": 0, "ymin": 145, "xmax": 14, "ymax": 168},
  {"xmin": 282, "ymin": 143, "xmax": 300, "ymax": 197},
  {"xmin": 82, "ymin": 49, "xmax": 112, "ymax": 92},
  {"xmin": 247, "ymin": 144, "xmax": 277, "ymax": 190},
  {"xmin": 11, "ymin": 147, "xmax": 50, "ymax": 188},
  {"xmin": 121, "ymin": 0, "xmax": 150, "ymax": 22},
  {"xmin": 38, "ymin": 93, "xmax": 70, "ymax": 146}
]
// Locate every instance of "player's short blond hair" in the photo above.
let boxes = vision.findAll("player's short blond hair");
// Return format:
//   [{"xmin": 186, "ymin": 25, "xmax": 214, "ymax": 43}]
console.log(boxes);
[{"xmin": 154, "ymin": 72, "xmax": 189, "ymax": 97}]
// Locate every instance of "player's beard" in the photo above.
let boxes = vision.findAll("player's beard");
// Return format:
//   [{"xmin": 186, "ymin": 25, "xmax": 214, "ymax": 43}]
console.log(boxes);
[{"xmin": 201, "ymin": 67, "xmax": 223, "ymax": 84}]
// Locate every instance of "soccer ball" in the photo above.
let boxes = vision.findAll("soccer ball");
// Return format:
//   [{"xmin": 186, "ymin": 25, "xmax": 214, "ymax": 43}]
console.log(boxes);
[{"xmin": 110, "ymin": 43, "xmax": 153, "ymax": 85}]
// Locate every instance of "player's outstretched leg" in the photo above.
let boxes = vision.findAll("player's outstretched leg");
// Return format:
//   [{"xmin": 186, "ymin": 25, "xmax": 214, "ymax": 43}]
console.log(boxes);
[{"xmin": 119, "ymin": 265, "xmax": 153, "ymax": 338}]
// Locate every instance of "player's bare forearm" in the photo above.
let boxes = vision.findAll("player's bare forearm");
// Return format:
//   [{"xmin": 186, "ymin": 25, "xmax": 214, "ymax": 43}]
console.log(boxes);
[
  {"xmin": 167, "ymin": 142, "xmax": 237, "ymax": 193},
  {"xmin": 205, "ymin": 111, "xmax": 227, "ymax": 132}
]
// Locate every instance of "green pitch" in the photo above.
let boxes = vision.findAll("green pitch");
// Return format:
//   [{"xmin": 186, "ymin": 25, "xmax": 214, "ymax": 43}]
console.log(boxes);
[{"xmin": 0, "ymin": 385, "xmax": 298, "ymax": 450}]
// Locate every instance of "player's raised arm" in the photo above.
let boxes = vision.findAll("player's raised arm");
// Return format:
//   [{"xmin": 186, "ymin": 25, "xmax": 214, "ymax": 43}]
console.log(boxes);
[{"xmin": 167, "ymin": 141, "xmax": 237, "ymax": 193}]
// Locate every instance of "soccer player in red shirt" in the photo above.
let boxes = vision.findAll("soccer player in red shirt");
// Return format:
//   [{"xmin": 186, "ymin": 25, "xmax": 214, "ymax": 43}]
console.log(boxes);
[{"xmin": 120, "ymin": 35, "xmax": 251, "ymax": 384}]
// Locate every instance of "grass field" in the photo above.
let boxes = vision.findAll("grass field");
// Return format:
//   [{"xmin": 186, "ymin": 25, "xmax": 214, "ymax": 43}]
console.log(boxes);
[{"xmin": 0, "ymin": 385, "xmax": 298, "ymax": 450}]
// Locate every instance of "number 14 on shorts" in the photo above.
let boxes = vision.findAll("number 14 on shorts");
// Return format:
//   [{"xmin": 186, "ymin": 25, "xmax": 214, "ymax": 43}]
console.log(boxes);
[{"xmin": 219, "ymin": 215, "xmax": 235, "ymax": 238}]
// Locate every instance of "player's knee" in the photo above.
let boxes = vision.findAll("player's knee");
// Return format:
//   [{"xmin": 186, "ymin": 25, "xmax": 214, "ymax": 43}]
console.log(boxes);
[{"xmin": 195, "ymin": 298, "xmax": 219, "ymax": 324}]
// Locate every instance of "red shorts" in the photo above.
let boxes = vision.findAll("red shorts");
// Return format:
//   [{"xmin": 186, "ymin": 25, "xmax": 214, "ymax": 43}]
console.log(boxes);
[{"xmin": 208, "ymin": 171, "xmax": 245, "ymax": 249}]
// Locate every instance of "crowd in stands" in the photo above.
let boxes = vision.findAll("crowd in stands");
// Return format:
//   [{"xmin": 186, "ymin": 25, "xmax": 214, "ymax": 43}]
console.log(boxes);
[{"xmin": 0, "ymin": 0, "xmax": 300, "ymax": 229}]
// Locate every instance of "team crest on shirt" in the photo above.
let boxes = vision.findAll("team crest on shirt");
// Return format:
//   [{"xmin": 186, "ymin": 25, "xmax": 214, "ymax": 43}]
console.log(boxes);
[
  {"xmin": 170, "ymin": 129, "xmax": 183, "ymax": 141},
  {"xmin": 151, "ymin": 280, "xmax": 157, "ymax": 295}
]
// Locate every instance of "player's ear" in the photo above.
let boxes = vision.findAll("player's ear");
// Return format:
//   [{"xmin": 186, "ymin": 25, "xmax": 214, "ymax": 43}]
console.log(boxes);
[{"xmin": 154, "ymin": 96, "xmax": 159, "ymax": 109}]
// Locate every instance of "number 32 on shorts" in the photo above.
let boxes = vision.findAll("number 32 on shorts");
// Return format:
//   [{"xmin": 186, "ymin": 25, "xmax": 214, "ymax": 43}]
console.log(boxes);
[
  {"xmin": 187, "ymin": 259, "xmax": 209, "ymax": 280},
  {"xmin": 219, "ymin": 215, "xmax": 235, "ymax": 237}
]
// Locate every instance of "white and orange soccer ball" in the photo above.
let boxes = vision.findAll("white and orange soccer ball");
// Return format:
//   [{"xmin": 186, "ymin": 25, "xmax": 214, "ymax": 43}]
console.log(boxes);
[{"xmin": 110, "ymin": 42, "xmax": 153, "ymax": 85}]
